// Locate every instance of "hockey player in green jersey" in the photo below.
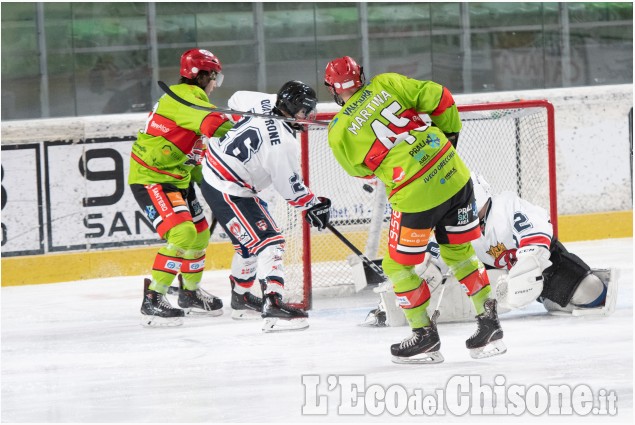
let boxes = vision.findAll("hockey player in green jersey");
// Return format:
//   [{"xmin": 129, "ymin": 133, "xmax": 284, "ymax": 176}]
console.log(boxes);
[
  {"xmin": 324, "ymin": 56, "xmax": 506, "ymax": 363},
  {"xmin": 129, "ymin": 48, "xmax": 233, "ymax": 326}
]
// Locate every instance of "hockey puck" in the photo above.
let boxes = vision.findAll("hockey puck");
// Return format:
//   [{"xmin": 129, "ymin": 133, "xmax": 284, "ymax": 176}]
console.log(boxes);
[{"xmin": 363, "ymin": 183, "xmax": 374, "ymax": 193}]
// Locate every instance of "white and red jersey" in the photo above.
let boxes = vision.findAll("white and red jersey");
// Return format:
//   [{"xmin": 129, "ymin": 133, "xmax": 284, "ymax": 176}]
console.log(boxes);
[
  {"xmin": 471, "ymin": 191, "xmax": 553, "ymax": 270},
  {"xmin": 202, "ymin": 91, "xmax": 317, "ymax": 210}
]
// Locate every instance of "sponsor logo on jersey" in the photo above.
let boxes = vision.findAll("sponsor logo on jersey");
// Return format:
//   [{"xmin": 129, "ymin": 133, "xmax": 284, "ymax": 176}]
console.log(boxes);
[
  {"xmin": 161, "ymin": 144, "xmax": 172, "ymax": 155},
  {"xmin": 424, "ymin": 150, "xmax": 456, "ymax": 183},
  {"xmin": 456, "ymin": 203, "xmax": 474, "ymax": 225},
  {"xmin": 395, "ymin": 295, "xmax": 410, "ymax": 306},
  {"xmin": 440, "ymin": 167, "xmax": 457, "ymax": 184},
  {"xmin": 398, "ymin": 226, "xmax": 429, "ymax": 247},
  {"xmin": 165, "ymin": 260, "xmax": 182, "ymax": 271},
  {"xmin": 188, "ymin": 259, "xmax": 205, "ymax": 271},
  {"xmin": 191, "ymin": 199, "xmax": 203, "ymax": 216},
  {"xmin": 227, "ymin": 217, "xmax": 253, "ymax": 245},
  {"xmin": 145, "ymin": 205, "xmax": 157, "ymax": 220},
  {"xmin": 256, "ymin": 220, "xmax": 268, "ymax": 231},
  {"xmin": 409, "ymin": 143, "xmax": 431, "ymax": 165},
  {"xmin": 150, "ymin": 185, "xmax": 169, "ymax": 212},
  {"xmin": 426, "ymin": 133, "xmax": 441, "ymax": 148},
  {"xmin": 487, "ymin": 242, "xmax": 517, "ymax": 270},
  {"xmin": 167, "ymin": 191, "xmax": 186, "ymax": 207},
  {"xmin": 392, "ymin": 167, "xmax": 406, "ymax": 183},
  {"xmin": 150, "ymin": 121, "xmax": 170, "ymax": 133}
]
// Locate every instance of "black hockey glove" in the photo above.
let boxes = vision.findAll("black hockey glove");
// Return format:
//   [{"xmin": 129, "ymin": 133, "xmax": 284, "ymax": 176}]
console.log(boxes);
[{"xmin": 305, "ymin": 197, "xmax": 331, "ymax": 230}]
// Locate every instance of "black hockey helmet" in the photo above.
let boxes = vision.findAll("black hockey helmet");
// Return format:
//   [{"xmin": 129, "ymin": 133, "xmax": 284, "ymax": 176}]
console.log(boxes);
[{"xmin": 274, "ymin": 81, "xmax": 317, "ymax": 129}]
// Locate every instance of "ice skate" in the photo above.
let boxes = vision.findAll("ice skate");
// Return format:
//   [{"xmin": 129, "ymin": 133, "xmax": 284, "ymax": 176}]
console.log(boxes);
[
  {"xmin": 261, "ymin": 292, "xmax": 309, "ymax": 332},
  {"xmin": 177, "ymin": 275, "xmax": 223, "ymax": 316},
  {"xmin": 391, "ymin": 315, "xmax": 444, "ymax": 364},
  {"xmin": 140, "ymin": 278, "xmax": 184, "ymax": 327},
  {"xmin": 231, "ymin": 287, "xmax": 264, "ymax": 320},
  {"xmin": 466, "ymin": 298, "xmax": 506, "ymax": 359}
]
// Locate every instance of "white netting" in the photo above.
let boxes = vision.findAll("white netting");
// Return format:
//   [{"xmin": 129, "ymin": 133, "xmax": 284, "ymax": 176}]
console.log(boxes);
[{"xmin": 270, "ymin": 102, "xmax": 555, "ymax": 308}]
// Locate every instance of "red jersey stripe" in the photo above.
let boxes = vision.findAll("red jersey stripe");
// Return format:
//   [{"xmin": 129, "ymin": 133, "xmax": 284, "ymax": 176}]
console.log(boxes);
[
  {"xmin": 200, "ymin": 113, "xmax": 230, "ymax": 138},
  {"xmin": 145, "ymin": 114, "xmax": 199, "ymax": 154},
  {"xmin": 389, "ymin": 141, "xmax": 452, "ymax": 199},
  {"xmin": 519, "ymin": 235, "xmax": 552, "ymax": 249},
  {"xmin": 430, "ymin": 87, "xmax": 455, "ymax": 116},
  {"xmin": 131, "ymin": 152, "xmax": 184, "ymax": 180}
]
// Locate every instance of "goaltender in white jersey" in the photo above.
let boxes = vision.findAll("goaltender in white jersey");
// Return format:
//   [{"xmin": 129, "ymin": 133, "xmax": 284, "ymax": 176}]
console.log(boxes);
[
  {"xmin": 370, "ymin": 172, "xmax": 617, "ymax": 326},
  {"xmin": 200, "ymin": 81, "xmax": 332, "ymax": 332}
]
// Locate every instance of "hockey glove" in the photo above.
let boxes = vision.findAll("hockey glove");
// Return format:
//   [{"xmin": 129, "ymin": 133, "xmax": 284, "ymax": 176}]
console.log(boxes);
[
  {"xmin": 444, "ymin": 132, "xmax": 460, "ymax": 148},
  {"xmin": 305, "ymin": 197, "xmax": 331, "ymax": 230},
  {"xmin": 506, "ymin": 246, "xmax": 552, "ymax": 308},
  {"xmin": 185, "ymin": 137, "xmax": 206, "ymax": 166}
]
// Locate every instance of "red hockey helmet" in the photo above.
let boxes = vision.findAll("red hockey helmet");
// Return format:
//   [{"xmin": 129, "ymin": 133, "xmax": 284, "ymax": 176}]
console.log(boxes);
[
  {"xmin": 180, "ymin": 49, "xmax": 223, "ymax": 80},
  {"xmin": 324, "ymin": 56, "xmax": 365, "ymax": 105}
]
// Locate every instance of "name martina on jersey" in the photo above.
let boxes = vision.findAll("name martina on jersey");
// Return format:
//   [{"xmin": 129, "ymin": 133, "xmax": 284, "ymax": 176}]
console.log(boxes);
[{"xmin": 301, "ymin": 374, "xmax": 618, "ymax": 417}]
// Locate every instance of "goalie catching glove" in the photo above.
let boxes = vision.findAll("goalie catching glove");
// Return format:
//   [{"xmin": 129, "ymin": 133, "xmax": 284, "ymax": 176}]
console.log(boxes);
[
  {"xmin": 305, "ymin": 197, "xmax": 331, "ymax": 230},
  {"xmin": 504, "ymin": 245, "xmax": 552, "ymax": 309}
]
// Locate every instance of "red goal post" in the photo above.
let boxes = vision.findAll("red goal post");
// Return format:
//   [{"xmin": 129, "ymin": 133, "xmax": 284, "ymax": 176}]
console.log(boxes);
[{"xmin": 272, "ymin": 100, "xmax": 556, "ymax": 310}]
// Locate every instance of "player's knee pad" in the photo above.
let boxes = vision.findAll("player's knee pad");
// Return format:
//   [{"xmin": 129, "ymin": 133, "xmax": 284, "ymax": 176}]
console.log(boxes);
[
  {"xmin": 164, "ymin": 221, "xmax": 198, "ymax": 253},
  {"xmin": 439, "ymin": 243, "xmax": 479, "ymax": 280},
  {"xmin": 382, "ymin": 256, "xmax": 420, "ymax": 293},
  {"xmin": 190, "ymin": 227, "xmax": 210, "ymax": 252}
]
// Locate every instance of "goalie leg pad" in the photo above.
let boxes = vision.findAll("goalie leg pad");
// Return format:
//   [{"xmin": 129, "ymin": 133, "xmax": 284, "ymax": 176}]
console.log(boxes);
[
  {"xmin": 381, "ymin": 289, "xmax": 409, "ymax": 327},
  {"xmin": 541, "ymin": 240, "xmax": 592, "ymax": 307},
  {"xmin": 571, "ymin": 268, "xmax": 619, "ymax": 317}
]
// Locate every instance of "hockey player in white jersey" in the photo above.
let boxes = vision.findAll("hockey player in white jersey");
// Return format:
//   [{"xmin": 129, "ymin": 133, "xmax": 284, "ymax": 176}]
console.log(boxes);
[
  {"xmin": 466, "ymin": 172, "xmax": 616, "ymax": 317},
  {"xmin": 200, "ymin": 81, "xmax": 331, "ymax": 332},
  {"xmin": 367, "ymin": 172, "xmax": 617, "ymax": 326}
]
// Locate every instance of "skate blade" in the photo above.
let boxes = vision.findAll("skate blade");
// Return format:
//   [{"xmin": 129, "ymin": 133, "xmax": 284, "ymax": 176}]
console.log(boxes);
[
  {"xmin": 140, "ymin": 315, "xmax": 184, "ymax": 328},
  {"xmin": 262, "ymin": 317, "xmax": 309, "ymax": 333},
  {"xmin": 391, "ymin": 351, "xmax": 445, "ymax": 365},
  {"xmin": 182, "ymin": 307, "xmax": 223, "ymax": 317},
  {"xmin": 231, "ymin": 309, "xmax": 262, "ymax": 320},
  {"xmin": 469, "ymin": 339, "xmax": 507, "ymax": 359}
]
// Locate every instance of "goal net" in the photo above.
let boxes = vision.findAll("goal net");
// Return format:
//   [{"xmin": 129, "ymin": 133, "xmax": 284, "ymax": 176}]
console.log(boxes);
[{"xmin": 270, "ymin": 100, "xmax": 556, "ymax": 309}]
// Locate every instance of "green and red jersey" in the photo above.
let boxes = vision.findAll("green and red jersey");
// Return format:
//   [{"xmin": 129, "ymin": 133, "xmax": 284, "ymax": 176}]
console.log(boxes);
[
  {"xmin": 327, "ymin": 73, "xmax": 470, "ymax": 212},
  {"xmin": 128, "ymin": 83, "xmax": 233, "ymax": 188}
]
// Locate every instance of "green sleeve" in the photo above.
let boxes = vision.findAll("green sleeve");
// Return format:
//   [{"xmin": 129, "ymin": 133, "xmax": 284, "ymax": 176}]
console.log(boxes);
[
  {"xmin": 212, "ymin": 120, "xmax": 234, "ymax": 138},
  {"xmin": 380, "ymin": 74, "xmax": 462, "ymax": 134}
]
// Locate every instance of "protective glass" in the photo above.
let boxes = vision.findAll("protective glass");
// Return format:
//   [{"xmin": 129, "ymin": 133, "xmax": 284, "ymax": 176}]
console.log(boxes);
[{"xmin": 213, "ymin": 72, "xmax": 224, "ymax": 87}]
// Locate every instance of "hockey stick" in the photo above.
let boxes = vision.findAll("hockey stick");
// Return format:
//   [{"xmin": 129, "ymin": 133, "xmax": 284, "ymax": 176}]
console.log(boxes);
[
  {"xmin": 157, "ymin": 81, "xmax": 330, "ymax": 127},
  {"xmin": 325, "ymin": 222, "xmax": 387, "ymax": 282},
  {"xmin": 325, "ymin": 222, "xmax": 406, "ymax": 326}
]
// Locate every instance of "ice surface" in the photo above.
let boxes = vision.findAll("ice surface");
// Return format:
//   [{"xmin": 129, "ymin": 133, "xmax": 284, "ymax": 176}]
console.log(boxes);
[{"xmin": 1, "ymin": 238, "xmax": 633, "ymax": 423}]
